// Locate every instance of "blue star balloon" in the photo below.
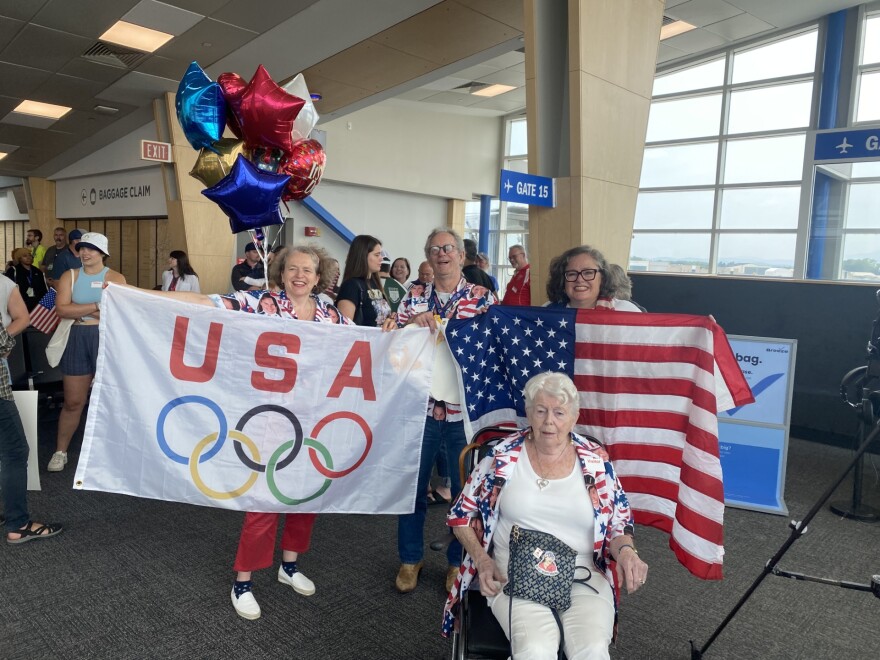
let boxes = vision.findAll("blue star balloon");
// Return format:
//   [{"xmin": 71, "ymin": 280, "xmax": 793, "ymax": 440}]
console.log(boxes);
[
  {"xmin": 202, "ymin": 155, "xmax": 291, "ymax": 233},
  {"xmin": 176, "ymin": 61, "xmax": 226, "ymax": 151}
]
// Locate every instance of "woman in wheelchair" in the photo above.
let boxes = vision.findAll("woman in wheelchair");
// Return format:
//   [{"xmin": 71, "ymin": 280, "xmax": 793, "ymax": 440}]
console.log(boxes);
[{"xmin": 442, "ymin": 372, "xmax": 648, "ymax": 659}]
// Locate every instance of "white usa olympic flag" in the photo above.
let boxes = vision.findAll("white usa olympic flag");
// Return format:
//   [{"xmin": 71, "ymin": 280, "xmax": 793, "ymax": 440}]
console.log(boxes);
[{"xmin": 73, "ymin": 285, "xmax": 435, "ymax": 514}]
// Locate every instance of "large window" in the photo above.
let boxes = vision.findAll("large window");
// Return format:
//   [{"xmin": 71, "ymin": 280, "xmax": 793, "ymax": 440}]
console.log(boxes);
[
  {"xmin": 633, "ymin": 29, "xmax": 818, "ymax": 277},
  {"xmin": 466, "ymin": 117, "xmax": 529, "ymax": 291},
  {"xmin": 856, "ymin": 12, "xmax": 880, "ymax": 123}
]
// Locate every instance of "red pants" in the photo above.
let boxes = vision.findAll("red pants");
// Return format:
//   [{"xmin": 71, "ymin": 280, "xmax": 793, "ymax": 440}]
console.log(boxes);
[{"xmin": 233, "ymin": 512, "xmax": 317, "ymax": 572}]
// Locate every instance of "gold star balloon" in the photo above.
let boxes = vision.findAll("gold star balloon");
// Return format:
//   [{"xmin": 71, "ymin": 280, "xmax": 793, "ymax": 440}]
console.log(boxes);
[{"xmin": 189, "ymin": 138, "xmax": 245, "ymax": 187}]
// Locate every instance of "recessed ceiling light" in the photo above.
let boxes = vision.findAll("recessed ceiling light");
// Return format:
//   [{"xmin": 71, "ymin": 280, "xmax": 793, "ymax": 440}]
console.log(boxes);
[
  {"xmin": 0, "ymin": 152, "xmax": 8, "ymax": 161},
  {"xmin": 14, "ymin": 100, "xmax": 72, "ymax": 119},
  {"xmin": 471, "ymin": 84, "xmax": 516, "ymax": 98},
  {"xmin": 100, "ymin": 20, "xmax": 173, "ymax": 53},
  {"xmin": 94, "ymin": 105, "xmax": 119, "ymax": 115},
  {"xmin": 660, "ymin": 20, "xmax": 697, "ymax": 40}
]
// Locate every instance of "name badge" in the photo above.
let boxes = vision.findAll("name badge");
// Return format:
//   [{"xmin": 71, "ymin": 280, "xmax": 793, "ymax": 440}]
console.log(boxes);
[
  {"xmin": 410, "ymin": 302, "xmax": 429, "ymax": 314},
  {"xmin": 91, "ymin": 281, "xmax": 103, "ymax": 288}
]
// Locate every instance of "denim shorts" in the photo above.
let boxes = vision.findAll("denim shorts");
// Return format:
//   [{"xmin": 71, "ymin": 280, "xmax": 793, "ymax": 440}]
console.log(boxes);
[{"xmin": 60, "ymin": 324, "xmax": 100, "ymax": 376}]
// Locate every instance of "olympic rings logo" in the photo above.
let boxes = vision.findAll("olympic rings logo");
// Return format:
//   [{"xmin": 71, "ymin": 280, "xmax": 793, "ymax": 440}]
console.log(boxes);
[{"xmin": 156, "ymin": 396, "xmax": 372, "ymax": 503}]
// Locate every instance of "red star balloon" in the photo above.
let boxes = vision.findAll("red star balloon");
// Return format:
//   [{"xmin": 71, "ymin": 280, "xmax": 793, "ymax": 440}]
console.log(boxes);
[
  {"xmin": 235, "ymin": 65, "xmax": 305, "ymax": 156},
  {"xmin": 279, "ymin": 139, "xmax": 326, "ymax": 201},
  {"xmin": 217, "ymin": 72, "xmax": 247, "ymax": 138}
]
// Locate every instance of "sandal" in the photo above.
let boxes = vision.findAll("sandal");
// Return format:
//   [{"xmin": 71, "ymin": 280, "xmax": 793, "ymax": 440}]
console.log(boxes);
[
  {"xmin": 7, "ymin": 520, "xmax": 63, "ymax": 545},
  {"xmin": 429, "ymin": 489, "xmax": 449, "ymax": 505}
]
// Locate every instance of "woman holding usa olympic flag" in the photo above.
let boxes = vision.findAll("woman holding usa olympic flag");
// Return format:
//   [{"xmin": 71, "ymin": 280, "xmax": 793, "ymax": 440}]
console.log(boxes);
[{"xmin": 130, "ymin": 244, "xmax": 359, "ymax": 620}]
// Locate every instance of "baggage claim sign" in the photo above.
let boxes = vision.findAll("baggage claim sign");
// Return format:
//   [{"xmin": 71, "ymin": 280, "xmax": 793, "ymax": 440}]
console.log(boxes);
[{"xmin": 56, "ymin": 167, "xmax": 168, "ymax": 219}]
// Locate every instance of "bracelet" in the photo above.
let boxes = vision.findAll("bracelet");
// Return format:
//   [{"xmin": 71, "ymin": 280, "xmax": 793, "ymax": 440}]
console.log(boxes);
[{"xmin": 617, "ymin": 544, "xmax": 638, "ymax": 558}]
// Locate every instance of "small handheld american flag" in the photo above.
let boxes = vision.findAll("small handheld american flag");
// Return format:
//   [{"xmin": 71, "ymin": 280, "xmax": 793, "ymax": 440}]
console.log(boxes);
[{"xmin": 30, "ymin": 288, "xmax": 60, "ymax": 334}]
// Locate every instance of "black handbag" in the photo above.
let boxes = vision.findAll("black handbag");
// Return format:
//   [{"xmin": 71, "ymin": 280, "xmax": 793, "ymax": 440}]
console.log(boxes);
[{"xmin": 503, "ymin": 524, "xmax": 581, "ymax": 611}]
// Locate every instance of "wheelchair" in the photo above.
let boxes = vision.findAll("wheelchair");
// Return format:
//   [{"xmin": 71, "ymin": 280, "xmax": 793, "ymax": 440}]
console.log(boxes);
[{"xmin": 449, "ymin": 424, "xmax": 569, "ymax": 660}]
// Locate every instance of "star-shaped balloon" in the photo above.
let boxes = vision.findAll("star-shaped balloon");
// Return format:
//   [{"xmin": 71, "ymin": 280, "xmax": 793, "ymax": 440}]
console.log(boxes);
[
  {"xmin": 283, "ymin": 74, "xmax": 320, "ymax": 140},
  {"xmin": 217, "ymin": 72, "xmax": 247, "ymax": 139},
  {"xmin": 176, "ymin": 61, "xmax": 226, "ymax": 150},
  {"xmin": 189, "ymin": 138, "xmax": 245, "ymax": 188},
  {"xmin": 202, "ymin": 155, "xmax": 291, "ymax": 234},
  {"xmin": 234, "ymin": 65, "xmax": 305, "ymax": 155}
]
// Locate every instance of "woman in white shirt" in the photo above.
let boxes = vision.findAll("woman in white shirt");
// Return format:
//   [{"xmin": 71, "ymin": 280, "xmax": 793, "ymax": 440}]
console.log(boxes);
[{"xmin": 161, "ymin": 250, "xmax": 200, "ymax": 293}]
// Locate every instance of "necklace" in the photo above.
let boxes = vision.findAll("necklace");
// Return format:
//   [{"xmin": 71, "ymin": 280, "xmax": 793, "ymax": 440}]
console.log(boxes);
[{"xmin": 528, "ymin": 432, "xmax": 571, "ymax": 491}]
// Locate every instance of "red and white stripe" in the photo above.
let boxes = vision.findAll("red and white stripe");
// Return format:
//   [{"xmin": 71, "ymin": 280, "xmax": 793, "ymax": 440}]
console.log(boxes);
[
  {"xmin": 29, "ymin": 302, "xmax": 59, "ymax": 334},
  {"xmin": 573, "ymin": 310, "xmax": 751, "ymax": 580}
]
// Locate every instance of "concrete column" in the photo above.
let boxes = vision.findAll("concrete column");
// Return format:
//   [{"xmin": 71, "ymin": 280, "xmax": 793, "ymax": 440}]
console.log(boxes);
[
  {"xmin": 155, "ymin": 93, "xmax": 235, "ymax": 295},
  {"xmin": 524, "ymin": 0, "xmax": 663, "ymax": 303}
]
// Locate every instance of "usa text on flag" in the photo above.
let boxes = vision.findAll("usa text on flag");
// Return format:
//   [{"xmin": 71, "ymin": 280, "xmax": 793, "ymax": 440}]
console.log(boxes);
[
  {"xmin": 74, "ymin": 285, "xmax": 436, "ymax": 514},
  {"xmin": 446, "ymin": 306, "xmax": 753, "ymax": 580},
  {"xmin": 29, "ymin": 288, "xmax": 59, "ymax": 334}
]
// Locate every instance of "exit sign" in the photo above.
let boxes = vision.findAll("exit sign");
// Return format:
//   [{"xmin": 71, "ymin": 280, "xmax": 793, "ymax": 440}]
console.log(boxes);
[{"xmin": 141, "ymin": 140, "xmax": 172, "ymax": 163}]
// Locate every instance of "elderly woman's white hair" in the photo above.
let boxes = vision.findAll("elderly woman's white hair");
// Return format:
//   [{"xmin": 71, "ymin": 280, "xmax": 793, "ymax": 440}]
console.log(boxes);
[{"xmin": 523, "ymin": 372, "xmax": 580, "ymax": 418}]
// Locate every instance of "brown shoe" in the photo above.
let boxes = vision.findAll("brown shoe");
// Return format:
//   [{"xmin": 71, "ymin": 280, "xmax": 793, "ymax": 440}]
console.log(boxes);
[
  {"xmin": 395, "ymin": 562, "xmax": 423, "ymax": 593},
  {"xmin": 445, "ymin": 565, "xmax": 459, "ymax": 593}
]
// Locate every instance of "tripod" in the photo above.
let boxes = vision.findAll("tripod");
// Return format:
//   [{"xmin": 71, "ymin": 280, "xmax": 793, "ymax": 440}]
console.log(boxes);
[{"xmin": 690, "ymin": 293, "xmax": 880, "ymax": 658}]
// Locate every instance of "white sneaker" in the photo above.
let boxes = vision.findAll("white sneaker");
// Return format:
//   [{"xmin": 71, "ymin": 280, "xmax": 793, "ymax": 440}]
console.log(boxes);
[
  {"xmin": 47, "ymin": 452, "xmax": 68, "ymax": 472},
  {"xmin": 277, "ymin": 566, "xmax": 316, "ymax": 596},
  {"xmin": 231, "ymin": 588, "xmax": 261, "ymax": 620}
]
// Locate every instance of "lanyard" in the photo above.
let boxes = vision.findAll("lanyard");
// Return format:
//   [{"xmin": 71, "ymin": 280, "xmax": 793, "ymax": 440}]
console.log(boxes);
[{"xmin": 429, "ymin": 282, "xmax": 469, "ymax": 319}]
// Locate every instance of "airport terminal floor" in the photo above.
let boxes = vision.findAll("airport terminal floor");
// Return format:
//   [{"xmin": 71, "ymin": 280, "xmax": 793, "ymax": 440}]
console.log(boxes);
[{"xmin": 2, "ymin": 405, "xmax": 879, "ymax": 660}]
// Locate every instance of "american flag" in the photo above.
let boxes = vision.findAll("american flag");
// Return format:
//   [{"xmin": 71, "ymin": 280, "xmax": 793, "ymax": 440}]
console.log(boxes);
[
  {"xmin": 446, "ymin": 305, "xmax": 753, "ymax": 580},
  {"xmin": 29, "ymin": 288, "xmax": 60, "ymax": 334}
]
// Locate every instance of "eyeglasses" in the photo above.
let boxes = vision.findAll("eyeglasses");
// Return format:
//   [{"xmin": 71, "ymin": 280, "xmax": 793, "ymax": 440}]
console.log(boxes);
[
  {"xmin": 428, "ymin": 244, "xmax": 457, "ymax": 256},
  {"xmin": 508, "ymin": 252, "xmax": 525, "ymax": 263},
  {"xmin": 563, "ymin": 268, "xmax": 601, "ymax": 282}
]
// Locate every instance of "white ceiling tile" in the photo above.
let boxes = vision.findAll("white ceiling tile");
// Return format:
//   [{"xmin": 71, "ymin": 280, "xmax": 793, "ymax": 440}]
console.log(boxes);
[
  {"xmin": 663, "ymin": 0, "xmax": 691, "ymax": 8},
  {"xmin": 470, "ymin": 96, "xmax": 523, "ymax": 112},
  {"xmin": 123, "ymin": 0, "xmax": 204, "ymax": 36},
  {"xmin": 452, "ymin": 63, "xmax": 502, "ymax": 79},
  {"xmin": 657, "ymin": 42, "xmax": 688, "ymax": 63},
  {"xmin": 663, "ymin": 27, "xmax": 729, "ymax": 53},
  {"xmin": 479, "ymin": 50, "xmax": 524, "ymax": 70},
  {"xmin": 666, "ymin": 0, "xmax": 743, "ymax": 26},
  {"xmin": 421, "ymin": 76, "xmax": 472, "ymax": 91},
  {"xmin": 95, "ymin": 71, "xmax": 178, "ymax": 105},
  {"xmin": 0, "ymin": 112, "xmax": 57, "ymax": 129},
  {"xmin": 476, "ymin": 69, "xmax": 523, "ymax": 86},
  {"xmin": 420, "ymin": 90, "xmax": 483, "ymax": 106},
  {"xmin": 703, "ymin": 12, "xmax": 774, "ymax": 41},
  {"xmin": 395, "ymin": 87, "xmax": 440, "ymax": 101}
]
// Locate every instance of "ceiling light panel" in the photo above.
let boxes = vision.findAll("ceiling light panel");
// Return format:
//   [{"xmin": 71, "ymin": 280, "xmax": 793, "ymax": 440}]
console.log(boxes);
[
  {"xmin": 100, "ymin": 21, "xmax": 173, "ymax": 53},
  {"xmin": 471, "ymin": 84, "xmax": 516, "ymax": 97},
  {"xmin": 14, "ymin": 100, "xmax": 72, "ymax": 119},
  {"xmin": 661, "ymin": 20, "xmax": 697, "ymax": 40}
]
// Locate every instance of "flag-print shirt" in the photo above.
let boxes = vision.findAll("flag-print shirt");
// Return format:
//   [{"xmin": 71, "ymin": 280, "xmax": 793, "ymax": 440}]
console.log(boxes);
[
  {"xmin": 211, "ymin": 290, "xmax": 350, "ymax": 324},
  {"xmin": 441, "ymin": 428, "xmax": 635, "ymax": 637},
  {"xmin": 396, "ymin": 276, "xmax": 496, "ymax": 421}
]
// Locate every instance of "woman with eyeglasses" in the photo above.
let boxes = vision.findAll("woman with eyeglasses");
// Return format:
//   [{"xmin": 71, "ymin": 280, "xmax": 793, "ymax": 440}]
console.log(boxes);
[{"xmin": 545, "ymin": 246, "xmax": 641, "ymax": 312}]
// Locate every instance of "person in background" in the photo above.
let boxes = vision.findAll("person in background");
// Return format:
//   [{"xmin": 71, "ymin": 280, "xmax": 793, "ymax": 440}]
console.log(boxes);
[
  {"xmin": 546, "ymin": 245, "xmax": 641, "ymax": 312},
  {"xmin": 394, "ymin": 227, "xmax": 497, "ymax": 595},
  {"xmin": 162, "ymin": 250, "xmax": 200, "ymax": 293},
  {"xmin": 10, "ymin": 248, "xmax": 48, "ymax": 312},
  {"xmin": 1, "ymin": 316, "xmax": 63, "ymax": 544},
  {"xmin": 443, "ymin": 372, "xmax": 648, "ymax": 657},
  {"xmin": 47, "ymin": 233, "xmax": 126, "ymax": 473},
  {"xmin": 50, "ymin": 229, "xmax": 85, "ymax": 287},
  {"xmin": 231, "ymin": 242, "xmax": 261, "ymax": 292},
  {"xmin": 605, "ymin": 263, "xmax": 646, "ymax": 312},
  {"xmin": 412, "ymin": 261, "xmax": 434, "ymax": 286},
  {"xmin": 319, "ymin": 258, "xmax": 340, "ymax": 304},
  {"xmin": 26, "ymin": 229, "xmax": 46, "ymax": 269},
  {"xmin": 462, "ymin": 239, "xmax": 495, "ymax": 293},
  {"xmin": 379, "ymin": 253, "xmax": 392, "ymax": 281},
  {"xmin": 476, "ymin": 251, "xmax": 499, "ymax": 292},
  {"xmin": 336, "ymin": 235, "xmax": 395, "ymax": 329},
  {"xmin": 502, "ymin": 244, "xmax": 530, "ymax": 306},
  {"xmin": 42, "ymin": 227, "xmax": 67, "ymax": 287},
  {"xmin": 384, "ymin": 257, "xmax": 411, "ymax": 313}
]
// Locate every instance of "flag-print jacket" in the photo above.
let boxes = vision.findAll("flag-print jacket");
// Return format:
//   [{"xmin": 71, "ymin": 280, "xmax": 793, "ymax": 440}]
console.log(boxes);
[{"xmin": 441, "ymin": 428, "xmax": 635, "ymax": 636}]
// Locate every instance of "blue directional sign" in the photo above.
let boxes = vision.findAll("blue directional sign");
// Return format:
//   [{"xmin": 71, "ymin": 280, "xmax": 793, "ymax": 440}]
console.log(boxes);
[
  {"xmin": 815, "ymin": 128, "xmax": 880, "ymax": 161},
  {"xmin": 499, "ymin": 169, "xmax": 556, "ymax": 207}
]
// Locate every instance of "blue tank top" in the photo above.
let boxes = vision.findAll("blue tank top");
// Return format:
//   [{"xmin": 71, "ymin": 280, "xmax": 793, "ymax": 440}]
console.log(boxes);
[{"xmin": 72, "ymin": 267, "xmax": 109, "ymax": 305}]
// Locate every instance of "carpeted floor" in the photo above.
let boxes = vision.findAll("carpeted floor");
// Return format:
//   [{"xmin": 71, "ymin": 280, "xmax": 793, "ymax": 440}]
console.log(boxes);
[{"xmin": 2, "ymin": 406, "xmax": 879, "ymax": 660}]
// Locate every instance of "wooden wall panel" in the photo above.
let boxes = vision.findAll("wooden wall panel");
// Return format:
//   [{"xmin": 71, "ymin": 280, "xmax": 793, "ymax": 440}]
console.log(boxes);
[
  {"xmin": 138, "ymin": 220, "xmax": 158, "ymax": 288},
  {"xmin": 156, "ymin": 219, "xmax": 170, "ymax": 288},
  {"xmin": 119, "ymin": 221, "xmax": 139, "ymax": 283},
  {"xmin": 103, "ymin": 220, "xmax": 121, "ymax": 273}
]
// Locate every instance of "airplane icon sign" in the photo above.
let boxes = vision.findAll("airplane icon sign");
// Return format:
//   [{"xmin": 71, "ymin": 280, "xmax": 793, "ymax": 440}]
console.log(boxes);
[
  {"xmin": 836, "ymin": 138, "xmax": 852, "ymax": 154},
  {"xmin": 504, "ymin": 179, "xmax": 513, "ymax": 193}
]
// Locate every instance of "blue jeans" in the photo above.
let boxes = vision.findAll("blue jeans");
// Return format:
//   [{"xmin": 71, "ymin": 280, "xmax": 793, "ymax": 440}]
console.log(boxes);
[
  {"xmin": 0, "ymin": 398, "xmax": 30, "ymax": 531},
  {"xmin": 398, "ymin": 417, "xmax": 466, "ymax": 565}
]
